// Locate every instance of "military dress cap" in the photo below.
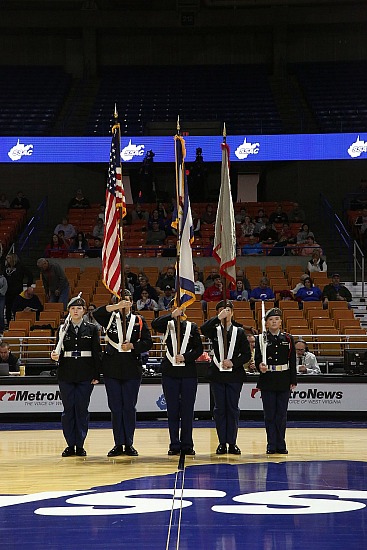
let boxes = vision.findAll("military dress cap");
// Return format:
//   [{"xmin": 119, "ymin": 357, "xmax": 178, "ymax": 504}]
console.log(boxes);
[
  {"xmin": 124, "ymin": 289, "xmax": 132, "ymax": 299},
  {"xmin": 67, "ymin": 295, "xmax": 86, "ymax": 309},
  {"xmin": 216, "ymin": 299, "xmax": 234, "ymax": 311},
  {"xmin": 264, "ymin": 307, "xmax": 282, "ymax": 321}
]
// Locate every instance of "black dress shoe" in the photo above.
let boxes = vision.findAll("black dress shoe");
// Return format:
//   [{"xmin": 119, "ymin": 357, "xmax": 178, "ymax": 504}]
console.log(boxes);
[
  {"xmin": 228, "ymin": 444, "xmax": 241, "ymax": 455},
  {"xmin": 62, "ymin": 446, "xmax": 75, "ymax": 457},
  {"xmin": 276, "ymin": 449, "xmax": 289, "ymax": 454},
  {"xmin": 107, "ymin": 445, "xmax": 124, "ymax": 457},
  {"xmin": 182, "ymin": 448, "xmax": 195, "ymax": 456},
  {"xmin": 75, "ymin": 447, "xmax": 87, "ymax": 457},
  {"xmin": 168, "ymin": 449, "xmax": 180, "ymax": 455},
  {"xmin": 125, "ymin": 445, "xmax": 138, "ymax": 456},
  {"xmin": 266, "ymin": 449, "xmax": 276, "ymax": 454},
  {"xmin": 216, "ymin": 444, "xmax": 227, "ymax": 455}
]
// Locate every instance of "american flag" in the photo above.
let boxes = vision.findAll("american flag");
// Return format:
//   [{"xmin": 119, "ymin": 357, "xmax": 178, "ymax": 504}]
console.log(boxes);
[{"xmin": 102, "ymin": 125, "xmax": 126, "ymax": 296}]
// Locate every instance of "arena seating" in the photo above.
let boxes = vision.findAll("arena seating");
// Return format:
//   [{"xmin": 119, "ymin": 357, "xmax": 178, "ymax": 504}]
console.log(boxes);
[
  {"xmin": 86, "ymin": 65, "xmax": 282, "ymax": 136},
  {"xmin": 0, "ymin": 66, "xmax": 71, "ymax": 135},
  {"xmin": 291, "ymin": 61, "xmax": 367, "ymax": 133}
]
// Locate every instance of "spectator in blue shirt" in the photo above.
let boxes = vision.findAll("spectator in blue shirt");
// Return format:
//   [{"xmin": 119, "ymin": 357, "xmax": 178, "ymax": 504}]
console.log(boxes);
[
  {"xmin": 295, "ymin": 277, "xmax": 322, "ymax": 304},
  {"xmin": 242, "ymin": 235, "xmax": 263, "ymax": 255},
  {"xmin": 249, "ymin": 277, "xmax": 275, "ymax": 302}
]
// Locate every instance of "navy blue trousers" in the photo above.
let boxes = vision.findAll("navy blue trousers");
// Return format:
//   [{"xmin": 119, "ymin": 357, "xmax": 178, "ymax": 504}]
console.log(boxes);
[
  {"xmin": 104, "ymin": 376, "xmax": 141, "ymax": 446},
  {"xmin": 58, "ymin": 380, "xmax": 94, "ymax": 448},
  {"xmin": 211, "ymin": 381, "xmax": 243, "ymax": 446},
  {"xmin": 261, "ymin": 389, "xmax": 290, "ymax": 452},
  {"xmin": 162, "ymin": 375, "xmax": 198, "ymax": 452}
]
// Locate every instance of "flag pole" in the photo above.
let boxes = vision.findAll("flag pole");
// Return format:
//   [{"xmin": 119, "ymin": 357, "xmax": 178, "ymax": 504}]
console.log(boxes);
[
  {"xmin": 113, "ymin": 104, "xmax": 127, "ymax": 340},
  {"xmin": 174, "ymin": 115, "xmax": 181, "ymax": 347},
  {"xmin": 222, "ymin": 122, "xmax": 228, "ymax": 354}
]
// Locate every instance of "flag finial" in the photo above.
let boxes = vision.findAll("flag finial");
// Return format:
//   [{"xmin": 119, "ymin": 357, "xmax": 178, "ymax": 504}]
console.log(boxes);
[
  {"xmin": 114, "ymin": 104, "xmax": 118, "ymax": 120},
  {"xmin": 223, "ymin": 122, "xmax": 227, "ymax": 138},
  {"xmin": 177, "ymin": 115, "xmax": 180, "ymax": 134}
]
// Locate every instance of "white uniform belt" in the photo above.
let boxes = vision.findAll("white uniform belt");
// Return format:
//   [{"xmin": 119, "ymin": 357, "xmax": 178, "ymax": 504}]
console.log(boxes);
[
  {"xmin": 64, "ymin": 351, "xmax": 92, "ymax": 358},
  {"xmin": 267, "ymin": 364, "xmax": 289, "ymax": 372}
]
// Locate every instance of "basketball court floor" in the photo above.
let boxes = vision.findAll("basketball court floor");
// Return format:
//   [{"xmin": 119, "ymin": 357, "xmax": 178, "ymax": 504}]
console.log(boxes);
[{"xmin": 1, "ymin": 421, "xmax": 367, "ymax": 549}]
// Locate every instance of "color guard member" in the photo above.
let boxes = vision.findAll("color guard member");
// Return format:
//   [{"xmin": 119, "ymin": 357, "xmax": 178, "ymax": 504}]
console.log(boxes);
[
  {"xmin": 51, "ymin": 295, "xmax": 101, "ymax": 457},
  {"xmin": 151, "ymin": 305, "xmax": 203, "ymax": 456},
  {"xmin": 254, "ymin": 307, "xmax": 297, "ymax": 454},
  {"xmin": 201, "ymin": 300, "xmax": 251, "ymax": 455},
  {"xmin": 93, "ymin": 290, "xmax": 153, "ymax": 457}
]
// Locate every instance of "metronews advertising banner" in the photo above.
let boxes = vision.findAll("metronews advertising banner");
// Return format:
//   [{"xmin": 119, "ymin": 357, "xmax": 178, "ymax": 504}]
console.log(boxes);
[
  {"xmin": 1, "ymin": 133, "xmax": 367, "ymax": 163},
  {"xmin": 0, "ymin": 381, "xmax": 364, "ymax": 413},
  {"xmin": 0, "ymin": 383, "xmax": 210, "ymax": 414}
]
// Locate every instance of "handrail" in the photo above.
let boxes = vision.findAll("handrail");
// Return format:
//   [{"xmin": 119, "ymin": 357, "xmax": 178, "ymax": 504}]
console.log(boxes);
[
  {"xmin": 16, "ymin": 196, "xmax": 48, "ymax": 257},
  {"xmin": 320, "ymin": 193, "xmax": 364, "ymax": 293},
  {"xmin": 3, "ymin": 333, "xmax": 367, "ymax": 366}
]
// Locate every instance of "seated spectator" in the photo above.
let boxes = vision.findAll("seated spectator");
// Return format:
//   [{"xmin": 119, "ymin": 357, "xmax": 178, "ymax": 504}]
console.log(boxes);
[
  {"xmin": 249, "ymin": 277, "xmax": 275, "ymax": 302},
  {"xmin": 86, "ymin": 237, "xmax": 103, "ymax": 258},
  {"xmin": 54, "ymin": 217, "xmax": 76, "ymax": 240},
  {"xmin": 235, "ymin": 208, "xmax": 248, "ymax": 225},
  {"xmin": 269, "ymin": 204, "xmax": 289, "ymax": 224},
  {"xmin": 44, "ymin": 234, "xmax": 68, "ymax": 258},
  {"xmin": 68, "ymin": 188, "xmax": 90, "ymax": 209},
  {"xmin": 204, "ymin": 267, "xmax": 219, "ymax": 288},
  {"xmin": 157, "ymin": 202, "xmax": 168, "ymax": 220},
  {"xmin": 299, "ymin": 235, "xmax": 322, "ymax": 257},
  {"xmin": 124, "ymin": 264, "xmax": 138, "ymax": 289},
  {"xmin": 259, "ymin": 222, "xmax": 278, "ymax": 244},
  {"xmin": 11, "ymin": 286, "xmax": 44, "ymax": 319},
  {"xmin": 194, "ymin": 270, "xmax": 205, "ymax": 296},
  {"xmin": 98, "ymin": 204, "xmax": 105, "ymax": 221},
  {"xmin": 279, "ymin": 222, "xmax": 296, "ymax": 243},
  {"xmin": 92, "ymin": 218, "xmax": 104, "ymax": 239},
  {"xmin": 296, "ymin": 223, "xmax": 314, "ymax": 244},
  {"xmin": 291, "ymin": 273, "xmax": 309, "ymax": 296},
  {"xmin": 148, "ymin": 209, "xmax": 165, "ymax": 230},
  {"xmin": 295, "ymin": 277, "xmax": 322, "ymax": 303},
  {"xmin": 202, "ymin": 274, "xmax": 223, "ymax": 305},
  {"xmin": 295, "ymin": 339, "xmax": 321, "ymax": 375},
  {"xmin": 133, "ymin": 276, "xmax": 159, "ymax": 303},
  {"xmin": 350, "ymin": 178, "xmax": 367, "ymax": 210},
  {"xmin": 146, "ymin": 221, "xmax": 166, "ymax": 245},
  {"xmin": 268, "ymin": 235, "xmax": 290, "ymax": 256},
  {"xmin": 83, "ymin": 303, "xmax": 102, "ymax": 331},
  {"xmin": 0, "ymin": 193, "xmax": 10, "ymax": 208},
  {"xmin": 191, "ymin": 210, "xmax": 201, "ymax": 236},
  {"xmin": 10, "ymin": 191, "xmax": 30, "ymax": 210},
  {"xmin": 235, "ymin": 270, "xmax": 251, "ymax": 293},
  {"xmin": 56, "ymin": 229, "xmax": 71, "ymax": 248},
  {"xmin": 156, "ymin": 266, "xmax": 176, "ymax": 291},
  {"xmin": 0, "ymin": 341, "xmax": 20, "ymax": 372},
  {"xmin": 240, "ymin": 216, "xmax": 255, "ymax": 237},
  {"xmin": 307, "ymin": 249, "xmax": 327, "ymax": 273},
  {"xmin": 253, "ymin": 214, "xmax": 268, "ymax": 236},
  {"xmin": 288, "ymin": 202, "xmax": 306, "ymax": 223},
  {"xmin": 136, "ymin": 289, "xmax": 159, "ymax": 312},
  {"xmin": 322, "ymin": 273, "xmax": 352, "ymax": 307},
  {"xmin": 254, "ymin": 208, "xmax": 266, "ymax": 223},
  {"xmin": 229, "ymin": 279, "xmax": 249, "ymax": 301},
  {"xmin": 242, "ymin": 235, "xmax": 263, "ymax": 255},
  {"xmin": 200, "ymin": 204, "xmax": 216, "ymax": 225},
  {"xmin": 203, "ymin": 235, "xmax": 214, "ymax": 257},
  {"xmin": 157, "ymin": 285, "xmax": 174, "ymax": 311},
  {"xmin": 131, "ymin": 203, "xmax": 149, "ymax": 223},
  {"xmin": 244, "ymin": 334, "xmax": 256, "ymax": 373},
  {"xmin": 69, "ymin": 231, "xmax": 89, "ymax": 253}
]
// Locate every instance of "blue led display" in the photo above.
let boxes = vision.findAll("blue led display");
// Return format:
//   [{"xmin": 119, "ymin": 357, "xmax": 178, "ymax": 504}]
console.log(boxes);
[{"xmin": 1, "ymin": 133, "xmax": 367, "ymax": 163}]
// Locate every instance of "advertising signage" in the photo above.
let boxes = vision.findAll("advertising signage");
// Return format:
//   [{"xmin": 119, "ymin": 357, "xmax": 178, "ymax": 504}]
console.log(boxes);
[{"xmin": 1, "ymin": 133, "xmax": 367, "ymax": 164}]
